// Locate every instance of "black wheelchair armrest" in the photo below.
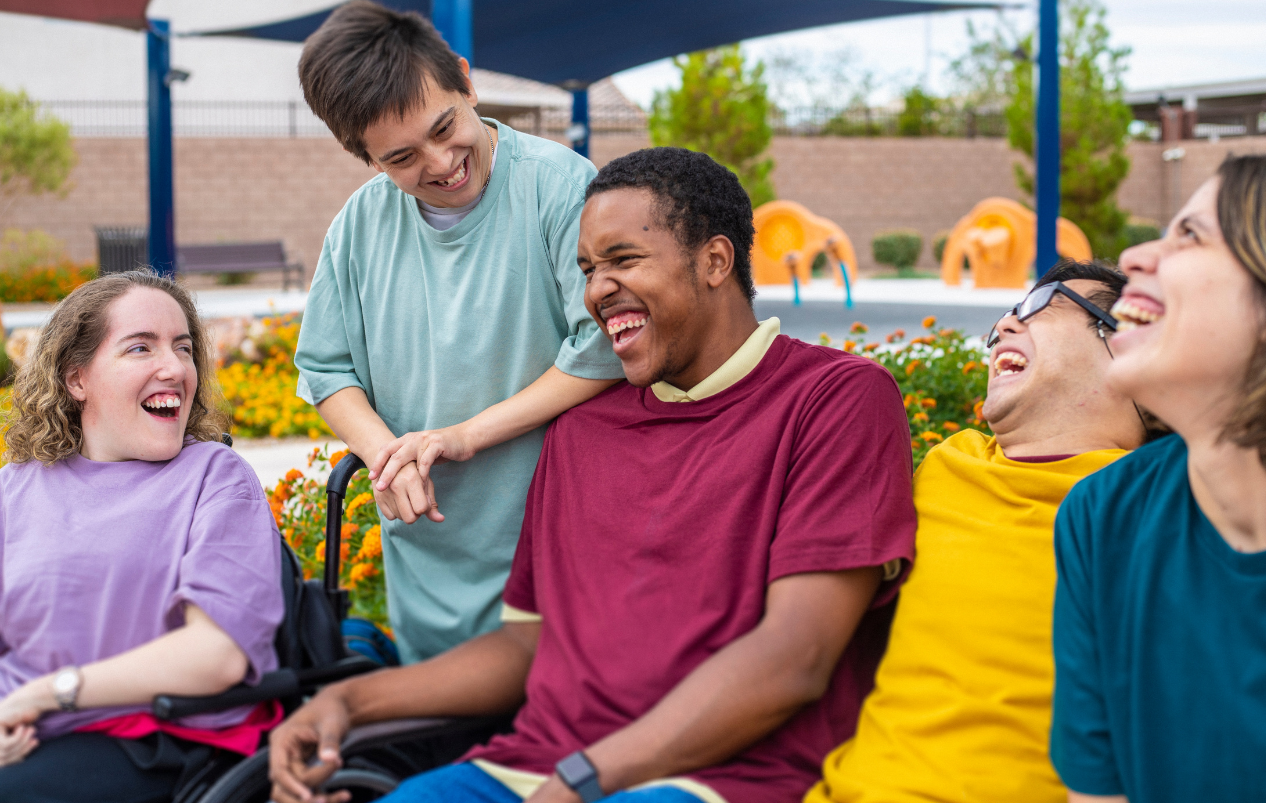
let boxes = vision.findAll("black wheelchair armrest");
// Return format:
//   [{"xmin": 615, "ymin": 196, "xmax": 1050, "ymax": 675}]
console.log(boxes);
[{"xmin": 152, "ymin": 655, "xmax": 380, "ymax": 721}]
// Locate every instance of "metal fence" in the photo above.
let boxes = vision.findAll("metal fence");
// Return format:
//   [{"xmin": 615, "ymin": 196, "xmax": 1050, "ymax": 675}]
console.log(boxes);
[
  {"xmin": 39, "ymin": 100, "xmax": 334, "ymax": 138},
  {"xmin": 769, "ymin": 106, "xmax": 1009, "ymax": 137}
]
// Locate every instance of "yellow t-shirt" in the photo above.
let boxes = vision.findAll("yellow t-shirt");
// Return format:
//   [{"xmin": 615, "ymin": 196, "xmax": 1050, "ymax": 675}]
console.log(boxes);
[{"xmin": 807, "ymin": 430, "xmax": 1127, "ymax": 803}]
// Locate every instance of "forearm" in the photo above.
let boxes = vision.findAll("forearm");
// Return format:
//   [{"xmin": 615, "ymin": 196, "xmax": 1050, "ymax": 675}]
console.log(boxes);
[
  {"xmin": 328, "ymin": 624, "xmax": 537, "ymax": 726},
  {"xmin": 1069, "ymin": 794, "xmax": 1128, "ymax": 803},
  {"xmin": 462, "ymin": 367, "xmax": 619, "ymax": 453},
  {"xmin": 315, "ymin": 387, "xmax": 395, "ymax": 460}
]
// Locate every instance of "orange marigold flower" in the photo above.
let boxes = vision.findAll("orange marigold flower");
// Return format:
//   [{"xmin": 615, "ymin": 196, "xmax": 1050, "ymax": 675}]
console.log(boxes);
[
  {"xmin": 850, "ymin": 322, "xmax": 868, "ymax": 334},
  {"xmin": 346, "ymin": 492, "xmax": 374, "ymax": 517},
  {"xmin": 912, "ymin": 411, "xmax": 929, "ymax": 422},
  {"xmin": 341, "ymin": 522, "xmax": 359, "ymax": 539},
  {"xmin": 939, "ymin": 329, "xmax": 954, "ymax": 338},
  {"xmin": 894, "ymin": 328, "xmax": 906, "ymax": 339},
  {"xmin": 272, "ymin": 480, "xmax": 294, "ymax": 502},
  {"xmin": 843, "ymin": 340, "xmax": 857, "ymax": 352},
  {"xmin": 315, "ymin": 541, "xmax": 325, "ymax": 562},
  {"xmin": 962, "ymin": 361, "xmax": 978, "ymax": 375},
  {"xmin": 903, "ymin": 394, "xmax": 916, "ymax": 409},
  {"xmin": 905, "ymin": 360, "xmax": 921, "ymax": 375},
  {"xmin": 358, "ymin": 526, "xmax": 383, "ymax": 560},
  {"xmin": 922, "ymin": 315, "xmax": 937, "ymax": 329},
  {"xmin": 973, "ymin": 400, "xmax": 985, "ymax": 417},
  {"xmin": 285, "ymin": 468, "xmax": 304, "ymax": 482},
  {"xmin": 911, "ymin": 438, "xmax": 922, "ymax": 450},
  {"xmin": 920, "ymin": 431, "xmax": 944, "ymax": 443},
  {"xmin": 863, "ymin": 343, "xmax": 879, "ymax": 352},
  {"xmin": 921, "ymin": 397, "xmax": 937, "ymax": 408},
  {"xmin": 329, "ymin": 449, "xmax": 350, "ymax": 467},
  {"xmin": 942, "ymin": 421, "xmax": 961, "ymax": 432},
  {"xmin": 340, "ymin": 541, "xmax": 351, "ymax": 562},
  {"xmin": 349, "ymin": 562, "xmax": 378, "ymax": 585}
]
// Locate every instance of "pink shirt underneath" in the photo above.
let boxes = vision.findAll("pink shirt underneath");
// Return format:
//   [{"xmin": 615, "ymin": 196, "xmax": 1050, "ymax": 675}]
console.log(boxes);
[{"xmin": 77, "ymin": 701, "xmax": 284, "ymax": 755}]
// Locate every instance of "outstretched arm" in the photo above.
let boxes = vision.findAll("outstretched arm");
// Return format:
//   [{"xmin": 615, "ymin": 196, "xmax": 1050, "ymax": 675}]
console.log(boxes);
[
  {"xmin": 1069, "ymin": 794, "xmax": 1127, "ymax": 803},
  {"xmin": 0, "ymin": 604, "xmax": 248, "ymax": 730},
  {"xmin": 269, "ymin": 621, "xmax": 540, "ymax": 803},
  {"xmin": 527, "ymin": 568, "xmax": 882, "ymax": 803},
  {"xmin": 365, "ymin": 367, "xmax": 619, "ymax": 520}
]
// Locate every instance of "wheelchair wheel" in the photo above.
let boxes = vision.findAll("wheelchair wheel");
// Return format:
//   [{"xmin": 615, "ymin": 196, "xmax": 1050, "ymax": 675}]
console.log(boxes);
[{"xmin": 193, "ymin": 747, "xmax": 399, "ymax": 803}]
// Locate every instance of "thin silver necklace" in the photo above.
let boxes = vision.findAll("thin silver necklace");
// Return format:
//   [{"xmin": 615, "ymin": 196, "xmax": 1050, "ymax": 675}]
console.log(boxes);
[{"xmin": 482, "ymin": 122, "xmax": 496, "ymax": 192}]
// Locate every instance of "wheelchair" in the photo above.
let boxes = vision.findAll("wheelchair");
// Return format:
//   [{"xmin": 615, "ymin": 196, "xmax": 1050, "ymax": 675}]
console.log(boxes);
[{"xmin": 156, "ymin": 453, "xmax": 511, "ymax": 803}]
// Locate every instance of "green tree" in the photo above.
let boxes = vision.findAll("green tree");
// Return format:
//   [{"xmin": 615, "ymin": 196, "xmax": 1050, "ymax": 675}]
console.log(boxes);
[
  {"xmin": 650, "ymin": 46, "xmax": 776, "ymax": 207},
  {"xmin": 1006, "ymin": 0, "xmax": 1133, "ymax": 258},
  {"xmin": 0, "ymin": 88, "xmax": 76, "ymax": 224},
  {"xmin": 898, "ymin": 86, "xmax": 941, "ymax": 136}
]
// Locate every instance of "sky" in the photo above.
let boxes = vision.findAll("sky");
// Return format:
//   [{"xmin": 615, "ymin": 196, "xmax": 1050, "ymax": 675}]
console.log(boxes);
[{"xmin": 0, "ymin": 1, "xmax": 1263, "ymax": 106}]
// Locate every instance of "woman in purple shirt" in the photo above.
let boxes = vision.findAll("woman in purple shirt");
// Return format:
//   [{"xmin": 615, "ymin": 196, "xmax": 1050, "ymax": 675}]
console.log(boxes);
[{"xmin": 0, "ymin": 271, "xmax": 284, "ymax": 802}]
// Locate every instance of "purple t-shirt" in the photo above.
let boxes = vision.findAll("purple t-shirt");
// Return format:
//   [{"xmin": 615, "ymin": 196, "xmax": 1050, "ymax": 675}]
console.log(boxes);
[{"xmin": 0, "ymin": 440, "xmax": 283, "ymax": 737}]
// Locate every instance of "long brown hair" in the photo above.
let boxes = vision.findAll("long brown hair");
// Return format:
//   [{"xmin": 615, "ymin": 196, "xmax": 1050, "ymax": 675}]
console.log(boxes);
[
  {"xmin": 1217, "ymin": 154, "xmax": 1266, "ymax": 465},
  {"xmin": 4, "ymin": 270, "xmax": 228, "ymax": 465}
]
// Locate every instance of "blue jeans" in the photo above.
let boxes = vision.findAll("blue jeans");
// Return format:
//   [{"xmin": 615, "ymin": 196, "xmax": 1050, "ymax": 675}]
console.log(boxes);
[{"xmin": 381, "ymin": 762, "xmax": 705, "ymax": 802}]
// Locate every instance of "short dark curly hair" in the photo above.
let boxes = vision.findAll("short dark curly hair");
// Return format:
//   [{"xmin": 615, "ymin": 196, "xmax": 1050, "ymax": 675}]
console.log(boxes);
[{"xmin": 586, "ymin": 148, "xmax": 756, "ymax": 304}]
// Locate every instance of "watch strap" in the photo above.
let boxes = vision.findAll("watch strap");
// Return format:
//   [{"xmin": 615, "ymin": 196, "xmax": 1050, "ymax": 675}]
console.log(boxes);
[
  {"xmin": 555, "ymin": 750, "xmax": 604, "ymax": 802},
  {"xmin": 53, "ymin": 665, "xmax": 81, "ymax": 712}
]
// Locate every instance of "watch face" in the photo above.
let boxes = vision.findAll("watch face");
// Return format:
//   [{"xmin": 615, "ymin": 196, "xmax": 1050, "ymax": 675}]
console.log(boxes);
[
  {"xmin": 556, "ymin": 752, "xmax": 591, "ymax": 785},
  {"xmin": 54, "ymin": 671, "xmax": 76, "ymax": 693}
]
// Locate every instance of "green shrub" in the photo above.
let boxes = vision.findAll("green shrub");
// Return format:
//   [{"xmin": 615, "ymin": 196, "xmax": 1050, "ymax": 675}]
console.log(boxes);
[
  {"xmin": 1, "ymin": 228, "xmax": 62, "ymax": 272},
  {"xmin": 0, "ymin": 229, "xmax": 95, "ymax": 302},
  {"xmin": 932, "ymin": 230, "xmax": 950, "ymax": 263},
  {"xmin": 873, "ymin": 229, "xmax": 924, "ymax": 274},
  {"xmin": 898, "ymin": 86, "xmax": 941, "ymax": 136},
  {"xmin": 1124, "ymin": 222, "xmax": 1161, "ymax": 248}
]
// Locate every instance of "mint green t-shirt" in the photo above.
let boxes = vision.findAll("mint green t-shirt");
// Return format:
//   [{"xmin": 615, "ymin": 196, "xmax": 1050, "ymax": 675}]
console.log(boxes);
[{"xmin": 295, "ymin": 122, "xmax": 622, "ymax": 662}]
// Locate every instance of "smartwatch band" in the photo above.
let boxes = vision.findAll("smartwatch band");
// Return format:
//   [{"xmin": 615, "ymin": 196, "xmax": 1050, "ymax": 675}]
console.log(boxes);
[{"xmin": 555, "ymin": 750, "xmax": 604, "ymax": 802}]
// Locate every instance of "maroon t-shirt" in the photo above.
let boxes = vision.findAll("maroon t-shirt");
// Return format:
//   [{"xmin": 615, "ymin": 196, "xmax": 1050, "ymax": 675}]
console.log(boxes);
[{"xmin": 463, "ymin": 335, "xmax": 918, "ymax": 803}]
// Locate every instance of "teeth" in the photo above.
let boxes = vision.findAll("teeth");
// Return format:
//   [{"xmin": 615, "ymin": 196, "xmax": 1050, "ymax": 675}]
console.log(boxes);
[
  {"xmin": 1110, "ymin": 300, "xmax": 1162, "ymax": 327},
  {"xmin": 992, "ymin": 352, "xmax": 1028, "ymax": 373},
  {"xmin": 144, "ymin": 396, "xmax": 181, "ymax": 409},
  {"xmin": 435, "ymin": 159, "xmax": 467, "ymax": 187},
  {"xmin": 606, "ymin": 317, "xmax": 648, "ymax": 336}
]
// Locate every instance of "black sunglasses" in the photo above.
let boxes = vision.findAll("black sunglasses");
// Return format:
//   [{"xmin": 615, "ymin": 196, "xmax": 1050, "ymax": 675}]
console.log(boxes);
[{"xmin": 986, "ymin": 281, "xmax": 1118, "ymax": 349}]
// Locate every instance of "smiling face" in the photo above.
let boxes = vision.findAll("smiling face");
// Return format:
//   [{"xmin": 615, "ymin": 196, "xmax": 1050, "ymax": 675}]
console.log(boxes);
[
  {"xmin": 1109, "ymin": 177, "xmax": 1264, "ymax": 429},
  {"xmin": 580, "ymin": 187, "xmax": 746, "ymax": 388},
  {"xmin": 360, "ymin": 60, "xmax": 494, "ymax": 209},
  {"xmin": 982, "ymin": 279, "xmax": 1122, "ymax": 438},
  {"xmin": 65, "ymin": 287, "xmax": 198, "ymax": 462}
]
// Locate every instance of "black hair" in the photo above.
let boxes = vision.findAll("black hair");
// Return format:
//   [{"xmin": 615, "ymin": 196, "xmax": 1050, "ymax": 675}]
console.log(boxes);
[
  {"xmin": 586, "ymin": 148, "xmax": 756, "ymax": 304},
  {"xmin": 1035, "ymin": 259, "xmax": 1127, "ymax": 325},
  {"xmin": 299, "ymin": 0, "xmax": 471, "ymax": 165}
]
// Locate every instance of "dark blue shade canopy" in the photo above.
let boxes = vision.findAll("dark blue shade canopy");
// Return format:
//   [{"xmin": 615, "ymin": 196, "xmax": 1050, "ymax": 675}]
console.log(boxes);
[{"xmin": 206, "ymin": 0, "xmax": 1003, "ymax": 86}]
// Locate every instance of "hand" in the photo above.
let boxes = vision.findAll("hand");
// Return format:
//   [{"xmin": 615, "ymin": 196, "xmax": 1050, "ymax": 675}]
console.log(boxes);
[
  {"xmin": 0, "ymin": 725, "xmax": 38, "ymax": 766},
  {"xmin": 0, "ymin": 677, "xmax": 54, "ymax": 730},
  {"xmin": 369, "ymin": 424, "xmax": 482, "ymax": 515},
  {"xmin": 371, "ymin": 461, "xmax": 442, "ymax": 525},
  {"xmin": 268, "ymin": 689, "xmax": 353, "ymax": 803},
  {"xmin": 524, "ymin": 775, "xmax": 583, "ymax": 803}
]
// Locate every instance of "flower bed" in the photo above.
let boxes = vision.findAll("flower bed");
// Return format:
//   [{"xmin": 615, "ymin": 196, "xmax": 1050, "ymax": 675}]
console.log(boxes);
[
  {"xmin": 269, "ymin": 445, "xmax": 387, "ymax": 626},
  {"xmin": 0, "ymin": 262, "xmax": 96, "ymax": 303},
  {"xmin": 216, "ymin": 314, "xmax": 333, "ymax": 439}
]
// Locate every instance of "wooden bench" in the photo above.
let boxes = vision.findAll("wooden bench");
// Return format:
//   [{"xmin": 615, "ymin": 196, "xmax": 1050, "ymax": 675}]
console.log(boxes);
[{"xmin": 176, "ymin": 241, "xmax": 304, "ymax": 290}]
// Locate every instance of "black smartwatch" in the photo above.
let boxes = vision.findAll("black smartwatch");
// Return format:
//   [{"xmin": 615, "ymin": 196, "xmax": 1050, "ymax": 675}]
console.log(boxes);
[{"xmin": 555, "ymin": 750, "xmax": 604, "ymax": 802}]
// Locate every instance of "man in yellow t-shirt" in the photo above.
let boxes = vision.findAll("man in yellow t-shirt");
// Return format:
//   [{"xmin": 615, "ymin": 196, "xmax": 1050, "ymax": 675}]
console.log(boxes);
[{"xmin": 808, "ymin": 261, "xmax": 1152, "ymax": 803}]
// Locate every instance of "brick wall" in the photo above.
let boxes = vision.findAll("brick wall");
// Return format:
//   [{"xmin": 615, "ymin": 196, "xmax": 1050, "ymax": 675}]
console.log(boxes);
[{"xmin": 9, "ymin": 132, "xmax": 1265, "ymax": 279}]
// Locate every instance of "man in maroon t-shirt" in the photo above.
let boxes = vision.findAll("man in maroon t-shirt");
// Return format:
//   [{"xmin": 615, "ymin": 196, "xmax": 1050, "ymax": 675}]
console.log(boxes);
[{"xmin": 269, "ymin": 148, "xmax": 916, "ymax": 803}]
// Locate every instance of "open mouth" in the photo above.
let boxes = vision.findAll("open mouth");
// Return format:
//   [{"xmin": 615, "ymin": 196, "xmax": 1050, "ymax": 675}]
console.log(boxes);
[
  {"xmin": 142, "ymin": 393, "xmax": 182, "ymax": 420},
  {"xmin": 431, "ymin": 155, "xmax": 470, "ymax": 190},
  {"xmin": 605, "ymin": 310, "xmax": 649, "ymax": 350},
  {"xmin": 1110, "ymin": 296, "xmax": 1164, "ymax": 332},
  {"xmin": 993, "ymin": 350, "xmax": 1028, "ymax": 377}
]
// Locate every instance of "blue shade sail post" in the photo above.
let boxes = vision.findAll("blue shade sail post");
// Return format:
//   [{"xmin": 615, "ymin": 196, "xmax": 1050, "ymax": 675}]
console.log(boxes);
[
  {"xmin": 147, "ymin": 19, "xmax": 176, "ymax": 278},
  {"xmin": 1035, "ymin": 0, "xmax": 1061, "ymax": 277},
  {"xmin": 568, "ymin": 87, "xmax": 590, "ymax": 158},
  {"xmin": 431, "ymin": 0, "xmax": 473, "ymax": 61}
]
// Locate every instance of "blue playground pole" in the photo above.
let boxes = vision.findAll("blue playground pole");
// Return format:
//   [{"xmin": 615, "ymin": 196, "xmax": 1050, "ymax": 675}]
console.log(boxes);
[
  {"xmin": 1035, "ymin": 0, "xmax": 1061, "ymax": 277},
  {"xmin": 430, "ymin": 0, "xmax": 473, "ymax": 61},
  {"xmin": 147, "ymin": 19, "xmax": 176, "ymax": 278},
  {"xmin": 570, "ymin": 87, "xmax": 590, "ymax": 158},
  {"xmin": 838, "ymin": 261, "xmax": 854, "ymax": 309},
  {"xmin": 791, "ymin": 274, "xmax": 801, "ymax": 306}
]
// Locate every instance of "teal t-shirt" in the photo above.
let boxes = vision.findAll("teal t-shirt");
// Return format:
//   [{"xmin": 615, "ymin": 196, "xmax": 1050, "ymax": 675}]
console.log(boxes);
[
  {"xmin": 295, "ymin": 121, "xmax": 623, "ymax": 662},
  {"xmin": 1051, "ymin": 434, "xmax": 1266, "ymax": 802}
]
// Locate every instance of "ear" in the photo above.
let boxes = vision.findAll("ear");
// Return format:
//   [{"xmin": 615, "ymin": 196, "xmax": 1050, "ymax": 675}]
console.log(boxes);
[
  {"xmin": 458, "ymin": 57, "xmax": 479, "ymax": 106},
  {"xmin": 65, "ymin": 366, "xmax": 88, "ymax": 403},
  {"xmin": 702, "ymin": 235, "xmax": 736, "ymax": 290}
]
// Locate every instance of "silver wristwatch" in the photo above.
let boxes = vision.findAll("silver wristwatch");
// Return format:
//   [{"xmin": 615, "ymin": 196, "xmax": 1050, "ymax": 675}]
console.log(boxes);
[{"xmin": 52, "ymin": 666, "xmax": 82, "ymax": 712}]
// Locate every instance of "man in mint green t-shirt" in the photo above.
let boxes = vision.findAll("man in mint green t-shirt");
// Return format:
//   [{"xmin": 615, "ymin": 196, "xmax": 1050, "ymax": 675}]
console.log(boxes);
[{"xmin": 293, "ymin": 2, "xmax": 622, "ymax": 661}]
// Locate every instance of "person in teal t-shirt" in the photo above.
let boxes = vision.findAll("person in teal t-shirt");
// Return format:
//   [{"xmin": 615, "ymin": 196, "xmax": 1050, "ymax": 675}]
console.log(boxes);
[
  {"xmin": 1051, "ymin": 155, "xmax": 1266, "ymax": 803},
  {"xmin": 292, "ymin": 2, "xmax": 622, "ymax": 662}
]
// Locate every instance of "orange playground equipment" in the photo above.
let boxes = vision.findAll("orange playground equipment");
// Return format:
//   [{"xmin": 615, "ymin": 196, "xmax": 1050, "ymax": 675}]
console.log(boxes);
[
  {"xmin": 941, "ymin": 197, "xmax": 1093, "ymax": 288},
  {"xmin": 752, "ymin": 201, "xmax": 858, "ymax": 288}
]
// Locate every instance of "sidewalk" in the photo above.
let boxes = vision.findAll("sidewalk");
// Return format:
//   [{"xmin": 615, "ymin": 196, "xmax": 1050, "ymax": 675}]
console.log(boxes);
[
  {"xmin": 234, "ymin": 436, "xmax": 346, "ymax": 489},
  {"xmin": 3, "ymin": 287, "xmax": 309, "ymax": 332}
]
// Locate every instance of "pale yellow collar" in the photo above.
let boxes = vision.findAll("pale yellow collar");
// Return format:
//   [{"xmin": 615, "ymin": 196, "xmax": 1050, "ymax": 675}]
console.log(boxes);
[{"xmin": 652, "ymin": 318, "xmax": 780, "ymax": 402}]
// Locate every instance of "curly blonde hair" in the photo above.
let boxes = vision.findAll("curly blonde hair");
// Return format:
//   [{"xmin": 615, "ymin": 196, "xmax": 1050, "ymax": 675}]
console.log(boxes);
[{"xmin": 4, "ymin": 270, "xmax": 229, "ymax": 465}]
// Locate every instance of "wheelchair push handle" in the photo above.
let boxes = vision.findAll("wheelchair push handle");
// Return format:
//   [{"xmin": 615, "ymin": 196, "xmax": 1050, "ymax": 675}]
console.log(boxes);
[{"xmin": 325, "ymin": 452, "xmax": 367, "ymax": 603}]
